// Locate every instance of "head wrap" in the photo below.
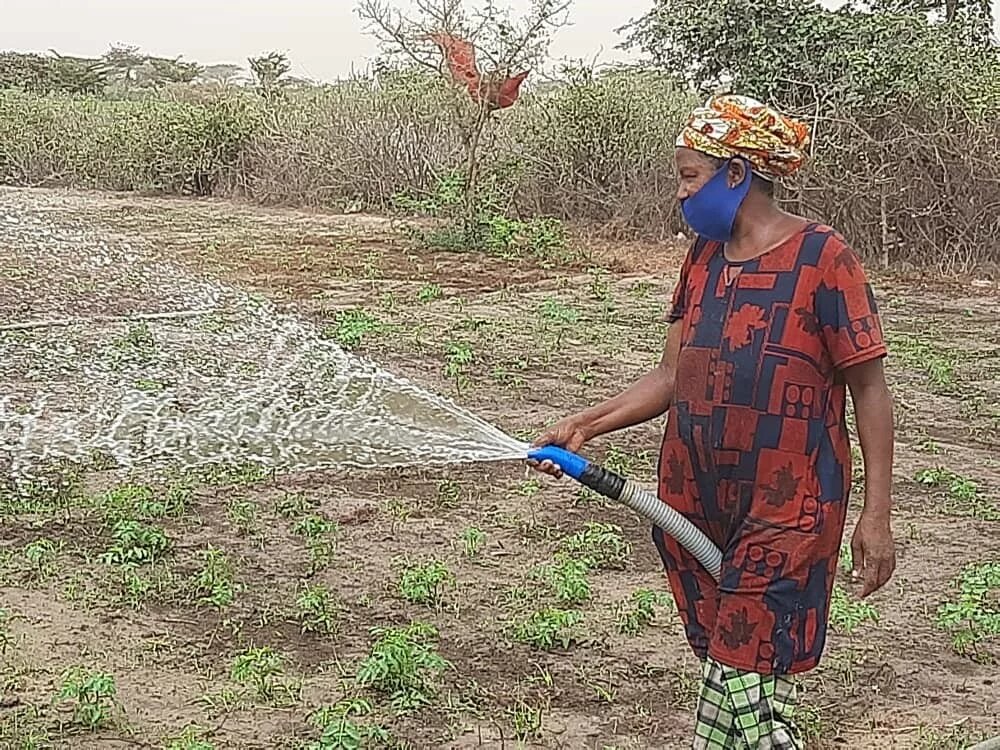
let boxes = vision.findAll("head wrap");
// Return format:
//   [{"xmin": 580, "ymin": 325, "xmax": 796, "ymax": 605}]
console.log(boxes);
[{"xmin": 676, "ymin": 95, "xmax": 811, "ymax": 180}]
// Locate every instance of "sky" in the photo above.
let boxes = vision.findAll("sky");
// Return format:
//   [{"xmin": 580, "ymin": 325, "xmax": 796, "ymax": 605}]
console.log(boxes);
[{"xmin": 3, "ymin": 0, "xmax": 998, "ymax": 83}]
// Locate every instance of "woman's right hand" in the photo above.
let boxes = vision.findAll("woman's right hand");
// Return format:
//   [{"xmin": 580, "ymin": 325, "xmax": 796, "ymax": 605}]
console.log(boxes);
[{"xmin": 528, "ymin": 413, "xmax": 595, "ymax": 479}]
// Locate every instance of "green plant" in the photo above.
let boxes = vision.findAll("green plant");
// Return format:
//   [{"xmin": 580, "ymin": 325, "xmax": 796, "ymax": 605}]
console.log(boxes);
[
  {"xmin": 397, "ymin": 559, "xmax": 455, "ymax": 606},
  {"xmin": 534, "ymin": 556, "xmax": 591, "ymax": 605},
  {"xmin": 936, "ymin": 561, "xmax": 1000, "ymax": 659},
  {"xmin": 230, "ymin": 646, "xmax": 299, "ymax": 705},
  {"xmin": 100, "ymin": 519, "xmax": 171, "ymax": 566},
  {"xmin": 326, "ymin": 309, "xmax": 384, "ymax": 350},
  {"xmin": 355, "ymin": 622, "xmax": 450, "ymax": 711},
  {"xmin": 461, "ymin": 527, "xmax": 486, "ymax": 557},
  {"xmin": 417, "ymin": 283, "xmax": 443, "ymax": 303},
  {"xmin": 508, "ymin": 699, "xmax": 545, "ymax": 741},
  {"xmin": 559, "ymin": 522, "xmax": 631, "ymax": 570},
  {"xmin": 163, "ymin": 724, "xmax": 216, "ymax": 750},
  {"xmin": 20, "ymin": 538, "xmax": 62, "ymax": 580},
  {"xmin": 444, "ymin": 341, "xmax": 473, "ymax": 391},
  {"xmin": 295, "ymin": 584, "xmax": 338, "ymax": 634},
  {"xmin": 914, "ymin": 467, "xmax": 999, "ymax": 520},
  {"xmin": 512, "ymin": 608, "xmax": 584, "ymax": 650},
  {"xmin": 306, "ymin": 698, "xmax": 391, "ymax": 750},
  {"xmin": 829, "ymin": 584, "xmax": 879, "ymax": 634},
  {"xmin": 293, "ymin": 514, "xmax": 338, "ymax": 573},
  {"xmin": 189, "ymin": 547, "xmax": 238, "ymax": 608},
  {"xmin": 614, "ymin": 589, "xmax": 673, "ymax": 636},
  {"xmin": 54, "ymin": 667, "xmax": 118, "ymax": 729},
  {"xmin": 227, "ymin": 497, "xmax": 258, "ymax": 536}
]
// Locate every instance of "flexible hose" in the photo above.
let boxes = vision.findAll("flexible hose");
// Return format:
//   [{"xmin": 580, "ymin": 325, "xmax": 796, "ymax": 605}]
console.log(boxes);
[{"xmin": 528, "ymin": 445, "xmax": 723, "ymax": 581}]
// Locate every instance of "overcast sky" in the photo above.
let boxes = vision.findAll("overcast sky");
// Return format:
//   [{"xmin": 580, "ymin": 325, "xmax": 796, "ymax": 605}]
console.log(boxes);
[{"xmin": 3, "ymin": 0, "xmax": 998, "ymax": 82}]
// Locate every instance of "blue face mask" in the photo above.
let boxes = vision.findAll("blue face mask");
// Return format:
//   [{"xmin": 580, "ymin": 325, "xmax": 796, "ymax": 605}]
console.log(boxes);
[{"xmin": 680, "ymin": 158, "xmax": 752, "ymax": 243}]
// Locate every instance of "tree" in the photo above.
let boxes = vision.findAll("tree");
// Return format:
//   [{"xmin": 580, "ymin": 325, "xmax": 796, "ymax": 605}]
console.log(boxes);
[
  {"xmin": 355, "ymin": 0, "xmax": 572, "ymax": 240},
  {"xmin": 248, "ymin": 51, "xmax": 291, "ymax": 94},
  {"xmin": 619, "ymin": 0, "xmax": 999, "ymax": 110},
  {"xmin": 102, "ymin": 43, "xmax": 146, "ymax": 88},
  {"xmin": 201, "ymin": 63, "xmax": 246, "ymax": 85}
]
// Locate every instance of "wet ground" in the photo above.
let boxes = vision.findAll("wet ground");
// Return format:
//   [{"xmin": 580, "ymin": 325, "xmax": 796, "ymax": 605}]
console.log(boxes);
[{"xmin": 1, "ymin": 187, "xmax": 998, "ymax": 749}]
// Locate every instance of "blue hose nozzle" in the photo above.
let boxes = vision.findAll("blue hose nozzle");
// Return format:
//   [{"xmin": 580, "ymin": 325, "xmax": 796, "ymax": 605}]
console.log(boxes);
[{"xmin": 527, "ymin": 445, "xmax": 590, "ymax": 481}]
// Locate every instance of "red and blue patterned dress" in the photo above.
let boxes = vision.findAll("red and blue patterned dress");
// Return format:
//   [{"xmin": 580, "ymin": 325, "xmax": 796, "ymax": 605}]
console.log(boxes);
[{"xmin": 653, "ymin": 223, "xmax": 887, "ymax": 676}]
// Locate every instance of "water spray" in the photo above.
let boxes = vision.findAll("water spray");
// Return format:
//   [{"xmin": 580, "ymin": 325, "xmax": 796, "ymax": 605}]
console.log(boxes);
[{"xmin": 527, "ymin": 445, "xmax": 723, "ymax": 581}]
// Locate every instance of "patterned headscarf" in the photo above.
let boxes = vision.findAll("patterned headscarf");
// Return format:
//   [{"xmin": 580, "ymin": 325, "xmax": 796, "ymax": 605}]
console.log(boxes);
[{"xmin": 676, "ymin": 95, "xmax": 811, "ymax": 180}]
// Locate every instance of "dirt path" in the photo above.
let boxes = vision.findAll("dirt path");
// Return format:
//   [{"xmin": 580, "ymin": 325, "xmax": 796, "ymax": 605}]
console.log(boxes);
[{"xmin": 2, "ymin": 187, "xmax": 998, "ymax": 749}]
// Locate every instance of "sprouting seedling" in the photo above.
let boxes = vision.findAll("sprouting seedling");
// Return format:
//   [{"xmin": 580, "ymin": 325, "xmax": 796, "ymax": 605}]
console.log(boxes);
[
  {"xmin": 164, "ymin": 724, "xmax": 216, "ymax": 750},
  {"xmin": 935, "ymin": 561, "xmax": 1000, "ymax": 658},
  {"xmin": 99, "ymin": 519, "xmax": 171, "ymax": 566},
  {"xmin": 829, "ymin": 584, "xmax": 879, "ymax": 635},
  {"xmin": 559, "ymin": 522, "xmax": 630, "ymax": 570},
  {"xmin": 461, "ymin": 527, "xmax": 486, "ymax": 557},
  {"xmin": 230, "ymin": 646, "xmax": 300, "ymax": 705},
  {"xmin": 512, "ymin": 608, "xmax": 583, "ymax": 650},
  {"xmin": 445, "ymin": 341, "xmax": 474, "ymax": 392},
  {"xmin": 613, "ymin": 589, "xmax": 673, "ymax": 636},
  {"xmin": 307, "ymin": 698, "xmax": 391, "ymax": 749},
  {"xmin": 54, "ymin": 666, "xmax": 119, "ymax": 730},
  {"xmin": 418, "ymin": 283, "xmax": 443, "ymax": 303},
  {"xmin": 293, "ymin": 514, "xmax": 338, "ymax": 573},
  {"xmin": 397, "ymin": 559, "xmax": 455, "ymax": 607},
  {"xmin": 21, "ymin": 537, "xmax": 62, "ymax": 580},
  {"xmin": 189, "ymin": 546, "xmax": 238, "ymax": 608},
  {"xmin": 295, "ymin": 584, "xmax": 338, "ymax": 635},
  {"xmin": 543, "ymin": 556, "xmax": 591, "ymax": 605}
]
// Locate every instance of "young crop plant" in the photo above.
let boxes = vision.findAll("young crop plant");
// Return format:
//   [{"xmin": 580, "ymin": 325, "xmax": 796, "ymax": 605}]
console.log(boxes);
[
  {"xmin": 396, "ymin": 559, "xmax": 455, "ymax": 607},
  {"xmin": 355, "ymin": 622, "xmax": 450, "ymax": 712},
  {"xmin": 230, "ymin": 646, "xmax": 300, "ymax": 706},
  {"xmin": 54, "ymin": 666, "xmax": 120, "ymax": 730},
  {"xmin": 936, "ymin": 561, "xmax": 1000, "ymax": 660},
  {"xmin": 829, "ymin": 584, "xmax": 879, "ymax": 635},
  {"xmin": 559, "ymin": 522, "xmax": 630, "ymax": 570},
  {"xmin": 512, "ymin": 608, "xmax": 584, "ymax": 651},
  {"xmin": 614, "ymin": 588, "xmax": 674, "ymax": 636}
]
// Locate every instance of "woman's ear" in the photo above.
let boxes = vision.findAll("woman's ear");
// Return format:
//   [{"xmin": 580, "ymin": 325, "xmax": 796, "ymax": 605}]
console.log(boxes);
[{"xmin": 727, "ymin": 158, "xmax": 749, "ymax": 189}]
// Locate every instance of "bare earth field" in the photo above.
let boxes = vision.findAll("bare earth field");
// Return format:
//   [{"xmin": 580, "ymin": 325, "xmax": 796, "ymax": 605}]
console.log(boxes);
[{"xmin": 1, "ymin": 187, "xmax": 999, "ymax": 749}]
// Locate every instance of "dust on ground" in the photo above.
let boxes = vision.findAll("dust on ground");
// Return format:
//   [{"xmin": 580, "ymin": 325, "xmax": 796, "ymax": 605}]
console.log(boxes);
[{"xmin": 1, "ymin": 186, "xmax": 998, "ymax": 749}]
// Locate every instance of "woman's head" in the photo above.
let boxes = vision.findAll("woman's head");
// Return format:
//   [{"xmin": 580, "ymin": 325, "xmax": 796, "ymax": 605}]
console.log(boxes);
[{"xmin": 673, "ymin": 95, "xmax": 809, "ymax": 241}]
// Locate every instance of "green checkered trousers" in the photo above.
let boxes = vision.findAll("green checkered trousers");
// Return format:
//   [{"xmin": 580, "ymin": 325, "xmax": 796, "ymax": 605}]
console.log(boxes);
[{"xmin": 692, "ymin": 657, "xmax": 805, "ymax": 749}]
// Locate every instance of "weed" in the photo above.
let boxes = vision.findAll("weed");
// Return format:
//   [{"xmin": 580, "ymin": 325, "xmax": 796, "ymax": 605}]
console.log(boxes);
[
  {"xmin": 295, "ymin": 584, "xmax": 339, "ymax": 635},
  {"xmin": 534, "ymin": 556, "xmax": 591, "ymax": 605},
  {"xmin": 559, "ymin": 522, "xmax": 630, "ymax": 570},
  {"xmin": 444, "ymin": 341, "xmax": 473, "ymax": 391},
  {"xmin": 614, "ymin": 589, "xmax": 673, "ymax": 636},
  {"xmin": 275, "ymin": 491, "xmax": 319, "ymax": 518},
  {"xmin": 508, "ymin": 699, "xmax": 545, "ymax": 741},
  {"xmin": 418, "ymin": 283, "xmax": 443, "ymax": 303},
  {"xmin": 326, "ymin": 309, "xmax": 384, "ymax": 349},
  {"xmin": 112, "ymin": 321, "xmax": 156, "ymax": 361},
  {"xmin": 436, "ymin": 479, "xmax": 462, "ymax": 507},
  {"xmin": 230, "ymin": 646, "xmax": 300, "ymax": 706},
  {"xmin": 227, "ymin": 497, "xmax": 258, "ymax": 536},
  {"xmin": 935, "ymin": 561, "xmax": 1000, "ymax": 659},
  {"xmin": 189, "ymin": 547, "xmax": 238, "ymax": 608},
  {"xmin": 355, "ymin": 622, "xmax": 450, "ymax": 711},
  {"xmin": 307, "ymin": 698, "xmax": 391, "ymax": 749},
  {"xmin": 164, "ymin": 724, "xmax": 216, "ymax": 750},
  {"xmin": 397, "ymin": 559, "xmax": 455, "ymax": 606},
  {"xmin": 100, "ymin": 519, "xmax": 171, "ymax": 566},
  {"xmin": 914, "ymin": 467, "xmax": 999, "ymax": 520},
  {"xmin": 461, "ymin": 527, "xmax": 485, "ymax": 557},
  {"xmin": 97, "ymin": 481, "xmax": 188, "ymax": 520},
  {"xmin": 839, "ymin": 544, "xmax": 854, "ymax": 575},
  {"xmin": 293, "ymin": 514, "xmax": 338, "ymax": 573},
  {"xmin": 54, "ymin": 666, "xmax": 119, "ymax": 729},
  {"xmin": 912, "ymin": 724, "xmax": 989, "ymax": 749},
  {"xmin": 887, "ymin": 332, "xmax": 957, "ymax": 392},
  {"xmin": 512, "ymin": 608, "xmax": 584, "ymax": 650},
  {"xmin": 20, "ymin": 538, "xmax": 62, "ymax": 581},
  {"xmin": 829, "ymin": 584, "xmax": 879, "ymax": 634}
]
